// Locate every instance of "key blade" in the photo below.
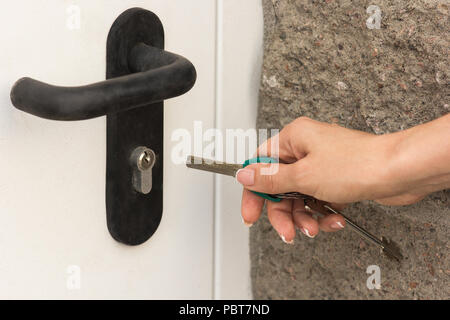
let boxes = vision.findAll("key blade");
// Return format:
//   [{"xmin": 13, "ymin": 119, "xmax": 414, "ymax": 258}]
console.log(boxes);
[
  {"xmin": 325, "ymin": 205, "xmax": 404, "ymax": 262},
  {"xmin": 381, "ymin": 237, "xmax": 403, "ymax": 262},
  {"xmin": 186, "ymin": 156, "xmax": 242, "ymax": 177},
  {"xmin": 302, "ymin": 200, "xmax": 404, "ymax": 263}
]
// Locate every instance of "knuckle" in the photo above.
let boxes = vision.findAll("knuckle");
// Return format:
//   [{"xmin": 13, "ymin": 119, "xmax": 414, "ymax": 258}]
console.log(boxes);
[
  {"xmin": 287, "ymin": 117, "xmax": 310, "ymax": 130},
  {"xmin": 292, "ymin": 116, "xmax": 311, "ymax": 127},
  {"xmin": 289, "ymin": 117, "xmax": 317, "ymax": 136},
  {"xmin": 296, "ymin": 116, "xmax": 311, "ymax": 123}
]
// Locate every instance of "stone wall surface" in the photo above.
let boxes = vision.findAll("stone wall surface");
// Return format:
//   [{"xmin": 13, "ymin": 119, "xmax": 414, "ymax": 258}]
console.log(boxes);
[{"xmin": 251, "ymin": 0, "xmax": 449, "ymax": 299}]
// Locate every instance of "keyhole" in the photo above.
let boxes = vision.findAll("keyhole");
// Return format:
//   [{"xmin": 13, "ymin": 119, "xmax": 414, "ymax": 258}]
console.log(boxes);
[
  {"xmin": 138, "ymin": 149, "xmax": 155, "ymax": 171},
  {"xmin": 131, "ymin": 147, "xmax": 156, "ymax": 194},
  {"xmin": 143, "ymin": 152, "xmax": 150, "ymax": 165}
]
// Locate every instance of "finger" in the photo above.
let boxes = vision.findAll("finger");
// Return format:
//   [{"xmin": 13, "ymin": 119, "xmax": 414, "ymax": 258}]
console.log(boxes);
[
  {"xmin": 256, "ymin": 133, "xmax": 297, "ymax": 162},
  {"xmin": 236, "ymin": 161, "xmax": 303, "ymax": 194},
  {"xmin": 266, "ymin": 199, "xmax": 296, "ymax": 244},
  {"xmin": 317, "ymin": 214, "xmax": 346, "ymax": 232},
  {"xmin": 241, "ymin": 188, "xmax": 264, "ymax": 226},
  {"xmin": 256, "ymin": 119, "xmax": 311, "ymax": 161},
  {"xmin": 292, "ymin": 199, "xmax": 319, "ymax": 238}
]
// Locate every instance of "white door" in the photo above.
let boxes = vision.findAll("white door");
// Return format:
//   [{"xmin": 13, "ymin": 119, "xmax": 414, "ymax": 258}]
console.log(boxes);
[{"xmin": 0, "ymin": 0, "xmax": 262, "ymax": 299}]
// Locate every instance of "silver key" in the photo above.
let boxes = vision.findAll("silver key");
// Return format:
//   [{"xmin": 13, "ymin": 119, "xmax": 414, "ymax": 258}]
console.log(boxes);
[
  {"xmin": 186, "ymin": 155, "xmax": 242, "ymax": 177},
  {"xmin": 186, "ymin": 155, "xmax": 403, "ymax": 262}
]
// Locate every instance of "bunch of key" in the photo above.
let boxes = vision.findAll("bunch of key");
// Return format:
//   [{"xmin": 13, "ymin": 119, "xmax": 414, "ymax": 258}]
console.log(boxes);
[{"xmin": 186, "ymin": 155, "xmax": 403, "ymax": 262}]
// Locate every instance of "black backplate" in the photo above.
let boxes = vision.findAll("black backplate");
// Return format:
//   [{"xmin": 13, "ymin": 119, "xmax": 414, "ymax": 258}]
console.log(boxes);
[{"xmin": 105, "ymin": 8, "xmax": 164, "ymax": 245}]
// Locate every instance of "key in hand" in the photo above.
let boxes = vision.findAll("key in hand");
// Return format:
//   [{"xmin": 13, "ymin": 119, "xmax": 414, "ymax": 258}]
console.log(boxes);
[{"xmin": 186, "ymin": 155, "xmax": 403, "ymax": 262}]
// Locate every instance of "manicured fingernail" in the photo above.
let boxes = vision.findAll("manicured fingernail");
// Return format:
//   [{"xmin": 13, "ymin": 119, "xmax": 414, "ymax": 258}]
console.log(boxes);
[
  {"xmin": 241, "ymin": 217, "xmax": 253, "ymax": 227},
  {"xmin": 331, "ymin": 221, "xmax": 345, "ymax": 230},
  {"xmin": 279, "ymin": 234, "xmax": 294, "ymax": 244},
  {"xmin": 301, "ymin": 228, "xmax": 315, "ymax": 238},
  {"xmin": 236, "ymin": 169, "xmax": 255, "ymax": 186}
]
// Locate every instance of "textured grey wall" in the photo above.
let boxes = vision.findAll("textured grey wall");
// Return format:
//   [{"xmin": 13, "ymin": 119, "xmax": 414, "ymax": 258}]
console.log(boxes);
[{"xmin": 251, "ymin": 0, "xmax": 449, "ymax": 299}]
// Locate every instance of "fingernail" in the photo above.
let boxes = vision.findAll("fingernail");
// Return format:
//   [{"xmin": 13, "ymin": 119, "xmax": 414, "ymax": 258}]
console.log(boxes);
[
  {"xmin": 279, "ymin": 234, "xmax": 294, "ymax": 245},
  {"xmin": 241, "ymin": 217, "xmax": 253, "ymax": 227},
  {"xmin": 301, "ymin": 228, "xmax": 315, "ymax": 238},
  {"xmin": 331, "ymin": 221, "xmax": 345, "ymax": 230},
  {"xmin": 236, "ymin": 169, "xmax": 255, "ymax": 186}
]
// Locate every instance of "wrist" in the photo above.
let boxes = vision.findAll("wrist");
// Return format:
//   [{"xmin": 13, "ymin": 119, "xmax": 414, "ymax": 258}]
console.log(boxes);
[
  {"xmin": 372, "ymin": 120, "xmax": 450, "ymax": 199},
  {"xmin": 366, "ymin": 131, "xmax": 413, "ymax": 199}
]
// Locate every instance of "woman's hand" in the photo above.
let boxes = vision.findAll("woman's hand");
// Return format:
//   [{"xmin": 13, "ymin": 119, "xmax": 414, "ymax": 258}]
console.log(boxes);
[{"xmin": 237, "ymin": 115, "xmax": 450, "ymax": 243}]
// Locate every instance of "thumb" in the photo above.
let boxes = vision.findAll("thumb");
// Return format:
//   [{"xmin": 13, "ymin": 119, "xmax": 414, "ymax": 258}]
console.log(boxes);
[{"xmin": 236, "ymin": 162, "xmax": 301, "ymax": 194}]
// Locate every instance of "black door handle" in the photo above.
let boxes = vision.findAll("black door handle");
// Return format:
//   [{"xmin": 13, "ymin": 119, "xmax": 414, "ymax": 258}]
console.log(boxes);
[
  {"xmin": 11, "ymin": 42, "xmax": 196, "ymax": 120},
  {"xmin": 10, "ymin": 8, "xmax": 196, "ymax": 245}
]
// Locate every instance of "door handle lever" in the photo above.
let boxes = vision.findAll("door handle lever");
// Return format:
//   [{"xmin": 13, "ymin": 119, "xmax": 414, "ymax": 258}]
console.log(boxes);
[
  {"xmin": 11, "ymin": 42, "xmax": 196, "ymax": 120},
  {"xmin": 9, "ymin": 8, "xmax": 195, "ymax": 245}
]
